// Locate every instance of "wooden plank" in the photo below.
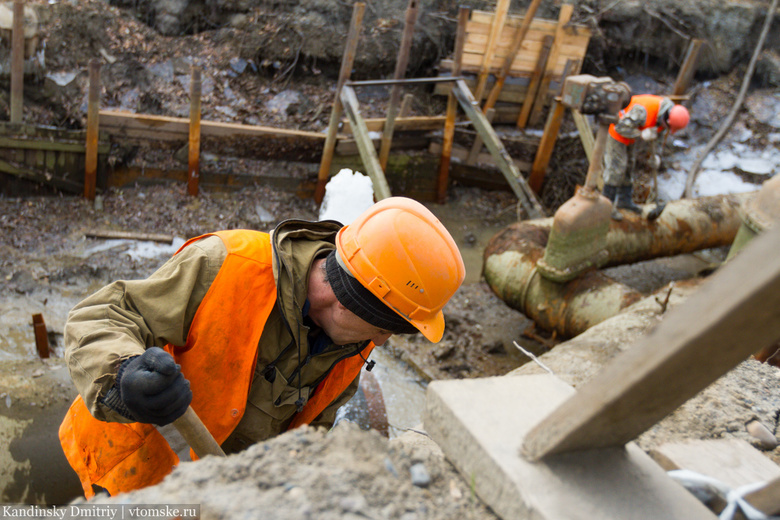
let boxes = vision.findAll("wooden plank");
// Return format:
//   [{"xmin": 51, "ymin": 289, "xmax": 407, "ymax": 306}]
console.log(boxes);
[
  {"xmin": 571, "ymin": 109, "xmax": 594, "ymax": 162},
  {"xmin": 99, "ymin": 110, "xmax": 325, "ymax": 142},
  {"xmin": 483, "ymin": 0, "xmax": 543, "ymax": 113},
  {"xmin": 744, "ymin": 476, "xmax": 780, "ymax": 516},
  {"xmin": 528, "ymin": 4, "xmax": 574, "ymax": 127},
  {"xmin": 339, "ymin": 86, "xmax": 392, "ymax": 200},
  {"xmin": 466, "ymin": 107, "xmax": 494, "ymax": 165},
  {"xmin": 187, "ymin": 65, "xmax": 202, "ymax": 197},
  {"xmin": 343, "ymin": 115, "xmax": 446, "ymax": 134},
  {"xmin": 452, "ymin": 79, "xmax": 544, "ymax": 218},
  {"xmin": 0, "ymin": 136, "xmax": 109, "ymax": 153},
  {"xmin": 517, "ymin": 35, "xmax": 554, "ymax": 128},
  {"xmin": 522, "ymin": 223, "xmax": 780, "ymax": 460},
  {"xmin": 473, "ymin": 0, "xmax": 510, "ymax": 102},
  {"xmin": 650, "ymin": 439, "xmax": 780, "ymax": 490},
  {"xmin": 528, "ymin": 99, "xmax": 565, "ymax": 191}
]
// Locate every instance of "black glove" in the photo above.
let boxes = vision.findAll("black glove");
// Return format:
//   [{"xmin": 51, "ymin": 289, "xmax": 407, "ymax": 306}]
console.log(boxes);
[{"xmin": 116, "ymin": 347, "xmax": 192, "ymax": 425}]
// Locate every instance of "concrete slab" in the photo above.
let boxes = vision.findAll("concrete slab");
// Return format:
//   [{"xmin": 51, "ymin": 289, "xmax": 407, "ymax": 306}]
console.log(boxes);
[{"xmin": 424, "ymin": 374, "xmax": 717, "ymax": 520}]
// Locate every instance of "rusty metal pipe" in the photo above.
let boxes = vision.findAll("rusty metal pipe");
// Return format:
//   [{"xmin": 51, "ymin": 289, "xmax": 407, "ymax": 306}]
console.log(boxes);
[{"xmin": 483, "ymin": 193, "xmax": 752, "ymax": 337}]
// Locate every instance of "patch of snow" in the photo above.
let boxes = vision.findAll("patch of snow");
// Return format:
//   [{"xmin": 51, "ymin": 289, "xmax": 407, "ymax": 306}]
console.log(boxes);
[{"xmin": 318, "ymin": 169, "xmax": 375, "ymax": 225}]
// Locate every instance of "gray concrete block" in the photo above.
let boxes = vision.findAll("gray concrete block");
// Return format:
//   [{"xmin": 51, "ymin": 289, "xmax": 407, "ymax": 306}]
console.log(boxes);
[{"xmin": 424, "ymin": 374, "xmax": 717, "ymax": 520}]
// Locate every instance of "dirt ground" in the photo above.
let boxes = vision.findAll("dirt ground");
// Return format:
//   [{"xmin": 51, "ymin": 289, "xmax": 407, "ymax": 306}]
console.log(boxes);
[{"xmin": 0, "ymin": 0, "xmax": 779, "ymax": 517}]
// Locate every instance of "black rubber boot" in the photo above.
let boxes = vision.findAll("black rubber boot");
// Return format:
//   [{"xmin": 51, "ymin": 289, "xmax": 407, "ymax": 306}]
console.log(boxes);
[
  {"xmin": 602, "ymin": 184, "xmax": 623, "ymax": 221},
  {"xmin": 616, "ymin": 185, "xmax": 642, "ymax": 214},
  {"xmin": 647, "ymin": 202, "xmax": 666, "ymax": 221}
]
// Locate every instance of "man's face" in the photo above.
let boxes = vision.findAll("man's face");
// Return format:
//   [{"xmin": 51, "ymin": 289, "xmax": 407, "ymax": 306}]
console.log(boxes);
[{"xmin": 318, "ymin": 301, "xmax": 394, "ymax": 346}]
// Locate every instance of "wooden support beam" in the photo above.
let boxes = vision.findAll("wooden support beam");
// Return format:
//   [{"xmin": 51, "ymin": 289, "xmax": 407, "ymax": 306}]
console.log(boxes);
[
  {"xmin": 341, "ymin": 115, "xmax": 444, "ymax": 134},
  {"xmin": 529, "ymin": 98, "xmax": 565, "ymax": 192},
  {"xmin": 672, "ymin": 39, "xmax": 704, "ymax": 97},
  {"xmin": 99, "ymin": 110, "xmax": 325, "ymax": 142},
  {"xmin": 339, "ymin": 85, "xmax": 392, "ymax": 200},
  {"xmin": 465, "ymin": 107, "xmax": 494, "ymax": 165},
  {"xmin": 744, "ymin": 476, "xmax": 780, "ymax": 516},
  {"xmin": 314, "ymin": 2, "xmax": 365, "ymax": 204},
  {"xmin": 483, "ymin": 0, "xmax": 544, "ymax": 114},
  {"xmin": 84, "ymin": 59, "xmax": 100, "ymax": 201},
  {"xmin": 473, "ymin": 0, "xmax": 510, "ymax": 103},
  {"xmin": 437, "ymin": 7, "xmax": 469, "ymax": 204},
  {"xmin": 517, "ymin": 34, "xmax": 553, "ymax": 128},
  {"xmin": 379, "ymin": 0, "xmax": 419, "ymax": 171},
  {"xmin": 452, "ymin": 79, "xmax": 545, "ymax": 218},
  {"xmin": 528, "ymin": 3, "xmax": 573, "ymax": 127},
  {"xmin": 522, "ymin": 223, "xmax": 780, "ymax": 460},
  {"xmin": 187, "ymin": 65, "xmax": 202, "ymax": 197},
  {"xmin": 571, "ymin": 109, "xmax": 594, "ymax": 163}
]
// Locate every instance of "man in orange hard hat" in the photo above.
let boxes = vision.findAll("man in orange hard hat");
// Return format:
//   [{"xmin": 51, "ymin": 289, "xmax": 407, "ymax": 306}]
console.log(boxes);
[
  {"xmin": 59, "ymin": 196, "xmax": 465, "ymax": 498},
  {"xmin": 602, "ymin": 94, "xmax": 690, "ymax": 220}
]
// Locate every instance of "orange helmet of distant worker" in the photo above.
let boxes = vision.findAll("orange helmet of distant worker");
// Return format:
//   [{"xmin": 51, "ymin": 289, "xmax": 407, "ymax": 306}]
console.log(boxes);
[
  {"xmin": 666, "ymin": 104, "xmax": 690, "ymax": 133},
  {"xmin": 332, "ymin": 197, "xmax": 465, "ymax": 343}
]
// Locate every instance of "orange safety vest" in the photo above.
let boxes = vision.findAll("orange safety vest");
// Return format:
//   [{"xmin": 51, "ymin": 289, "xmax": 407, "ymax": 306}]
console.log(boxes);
[
  {"xmin": 608, "ymin": 94, "xmax": 663, "ymax": 146},
  {"xmin": 59, "ymin": 230, "xmax": 373, "ymax": 498}
]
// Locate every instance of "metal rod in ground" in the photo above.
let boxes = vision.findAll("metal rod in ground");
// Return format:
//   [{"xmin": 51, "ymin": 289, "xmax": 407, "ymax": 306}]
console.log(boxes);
[
  {"xmin": 32, "ymin": 314, "xmax": 49, "ymax": 359},
  {"xmin": 85, "ymin": 59, "xmax": 100, "ymax": 201},
  {"xmin": 10, "ymin": 1, "xmax": 24, "ymax": 123},
  {"xmin": 188, "ymin": 65, "xmax": 202, "ymax": 197}
]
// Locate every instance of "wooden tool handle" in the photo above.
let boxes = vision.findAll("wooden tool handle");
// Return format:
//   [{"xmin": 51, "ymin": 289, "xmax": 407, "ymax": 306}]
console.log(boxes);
[{"xmin": 173, "ymin": 406, "xmax": 226, "ymax": 458}]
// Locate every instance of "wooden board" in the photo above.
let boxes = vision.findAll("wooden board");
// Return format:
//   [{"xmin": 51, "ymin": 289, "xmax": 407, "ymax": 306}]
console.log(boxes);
[
  {"xmin": 522, "ymin": 223, "xmax": 780, "ymax": 459},
  {"xmin": 443, "ymin": 9, "xmax": 591, "ymax": 79},
  {"xmin": 650, "ymin": 439, "xmax": 780, "ymax": 490}
]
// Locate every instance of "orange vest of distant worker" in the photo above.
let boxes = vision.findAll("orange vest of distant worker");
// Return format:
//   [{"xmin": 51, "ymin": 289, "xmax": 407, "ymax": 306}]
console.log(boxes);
[
  {"xmin": 59, "ymin": 229, "xmax": 373, "ymax": 498},
  {"xmin": 608, "ymin": 94, "xmax": 663, "ymax": 146}
]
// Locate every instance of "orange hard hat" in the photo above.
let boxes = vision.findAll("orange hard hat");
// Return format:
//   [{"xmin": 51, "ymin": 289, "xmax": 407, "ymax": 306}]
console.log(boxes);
[
  {"xmin": 667, "ymin": 104, "xmax": 690, "ymax": 133},
  {"xmin": 334, "ymin": 197, "xmax": 466, "ymax": 343}
]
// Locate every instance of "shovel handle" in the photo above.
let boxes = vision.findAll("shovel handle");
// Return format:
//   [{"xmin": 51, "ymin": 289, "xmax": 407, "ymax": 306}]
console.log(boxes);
[{"xmin": 173, "ymin": 406, "xmax": 226, "ymax": 458}]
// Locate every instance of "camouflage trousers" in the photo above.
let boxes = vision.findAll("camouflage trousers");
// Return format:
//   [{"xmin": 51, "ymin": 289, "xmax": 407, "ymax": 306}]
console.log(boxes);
[{"xmin": 602, "ymin": 137, "xmax": 634, "ymax": 187}]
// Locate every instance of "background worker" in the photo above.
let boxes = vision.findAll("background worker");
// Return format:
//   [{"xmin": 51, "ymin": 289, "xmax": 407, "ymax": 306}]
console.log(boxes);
[
  {"xmin": 59, "ymin": 196, "xmax": 465, "ymax": 498},
  {"xmin": 602, "ymin": 94, "xmax": 690, "ymax": 220}
]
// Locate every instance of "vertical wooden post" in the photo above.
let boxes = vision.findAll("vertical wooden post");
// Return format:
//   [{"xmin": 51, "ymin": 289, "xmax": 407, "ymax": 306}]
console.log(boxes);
[
  {"xmin": 10, "ymin": 0, "xmax": 24, "ymax": 123},
  {"xmin": 378, "ymin": 0, "xmax": 419, "ymax": 171},
  {"xmin": 473, "ymin": 0, "xmax": 510, "ymax": 103},
  {"xmin": 436, "ymin": 7, "xmax": 469, "ymax": 204},
  {"xmin": 517, "ymin": 34, "xmax": 553, "ymax": 128},
  {"xmin": 188, "ymin": 65, "xmax": 202, "ymax": 197},
  {"xmin": 483, "ymin": 0, "xmax": 544, "ymax": 113},
  {"xmin": 32, "ymin": 313, "xmax": 49, "ymax": 359},
  {"xmin": 314, "ymin": 2, "xmax": 365, "ymax": 204},
  {"xmin": 84, "ymin": 59, "xmax": 100, "ymax": 201},
  {"xmin": 672, "ymin": 38, "xmax": 703, "ymax": 96},
  {"xmin": 528, "ymin": 58, "xmax": 580, "ymax": 193}
]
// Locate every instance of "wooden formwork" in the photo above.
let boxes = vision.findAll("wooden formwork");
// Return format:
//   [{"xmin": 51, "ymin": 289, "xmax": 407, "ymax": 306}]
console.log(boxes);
[{"xmin": 435, "ymin": 7, "xmax": 592, "ymax": 124}]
